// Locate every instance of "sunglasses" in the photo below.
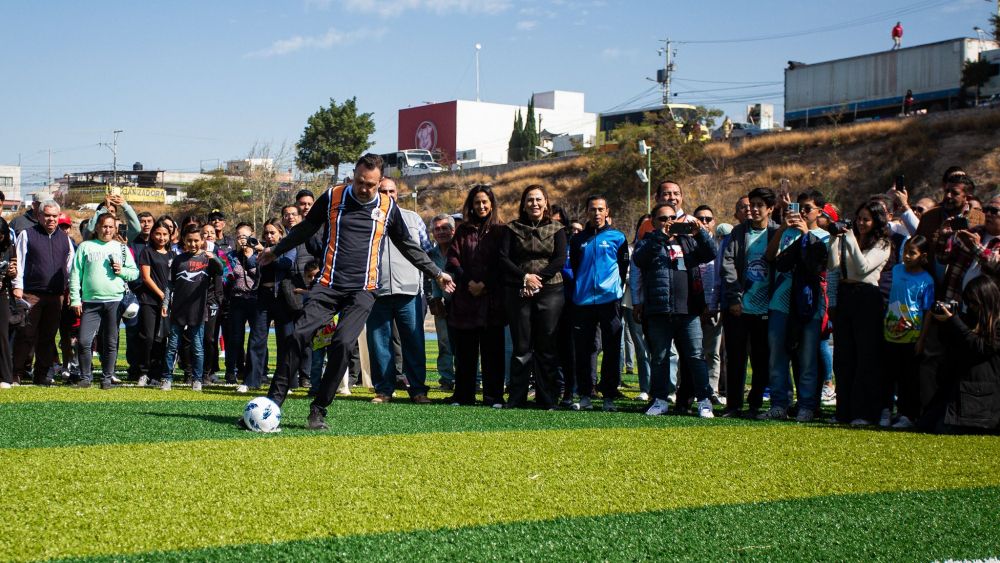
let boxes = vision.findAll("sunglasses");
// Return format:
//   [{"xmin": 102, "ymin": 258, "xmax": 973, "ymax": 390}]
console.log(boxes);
[
  {"xmin": 913, "ymin": 206, "xmax": 926, "ymax": 214},
  {"xmin": 799, "ymin": 205, "xmax": 817, "ymax": 213},
  {"xmin": 655, "ymin": 215, "xmax": 672, "ymax": 223},
  {"xmin": 695, "ymin": 216, "xmax": 714, "ymax": 223},
  {"xmin": 984, "ymin": 206, "xmax": 1000, "ymax": 216}
]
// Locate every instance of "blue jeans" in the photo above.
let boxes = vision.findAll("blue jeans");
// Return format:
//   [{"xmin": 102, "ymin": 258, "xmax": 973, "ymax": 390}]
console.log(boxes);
[
  {"xmin": 366, "ymin": 294, "xmax": 428, "ymax": 397},
  {"xmin": 819, "ymin": 337, "xmax": 833, "ymax": 384},
  {"xmin": 310, "ymin": 346, "xmax": 328, "ymax": 389},
  {"xmin": 623, "ymin": 308, "xmax": 650, "ymax": 393},
  {"xmin": 164, "ymin": 322, "xmax": 205, "ymax": 383},
  {"xmin": 645, "ymin": 313, "xmax": 711, "ymax": 401},
  {"xmin": 434, "ymin": 315, "xmax": 454, "ymax": 384},
  {"xmin": 767, "ymin": 310, "xmax": 822, "ymax": 411}
]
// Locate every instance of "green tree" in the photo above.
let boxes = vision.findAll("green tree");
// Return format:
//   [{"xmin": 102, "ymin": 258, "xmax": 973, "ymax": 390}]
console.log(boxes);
[
  {"xmin": 962, "ymin": 58, "xmax": 994, "ymax": 103},
  {"xmin": 507, "ymin": 110, "xmax": 524, "ymax": 162},
  {"xmin": 185, "ymin": 170, "xmax": 246, "ymax": 223},
  {"xmin": 991, "ymin": 13, "xmax": 1000, "ymax": 42},
  {"xmin": 523, "ymin": 98, "xmax": 540, "ymax": 160},
  {"xmin": 296, "ymin": 97, "xmax": 375, "ymax": 179}
]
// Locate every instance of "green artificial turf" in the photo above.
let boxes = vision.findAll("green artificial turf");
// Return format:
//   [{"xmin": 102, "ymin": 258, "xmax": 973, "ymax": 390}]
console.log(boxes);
[
  {"xmin": 0, "ymin": 396, "xmax": 743, "ymax": 449},
  {"xmin": 61, "ymin": 486, "xmax": 1000, "ymax": 562},
  {"xmin": 2, "ymin": 425, "xmax": 999, "ymax": 561}
]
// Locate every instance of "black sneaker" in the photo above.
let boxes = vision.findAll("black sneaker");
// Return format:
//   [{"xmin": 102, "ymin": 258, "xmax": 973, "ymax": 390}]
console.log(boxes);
[
  {"xmin": 236, "ymin": 417, "xmax": 250, "ymax": 430},
  {"xmin": 100, "ymin": 381, "xmax": 118, "ymax": 390},
  {"xmin": 76, "ymin": 381, "xmax": 92, "ymax": 389},
  {"xmin": 306, "ymin": 405, "xmax": 328, "ymax": 431}
]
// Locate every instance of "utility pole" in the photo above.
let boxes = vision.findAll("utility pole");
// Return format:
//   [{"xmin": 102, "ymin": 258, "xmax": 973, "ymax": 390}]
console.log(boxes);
[
  {"xmin": 100, "ymin": 129, "xmax": 124, "ymax": 186},
  {"xmin": 48, "ymin": 149, "xmax": 51, "ymax": 188},
  {"xmin": 657, "ymin": 39, "xmax": 675, "ymax": 105}
]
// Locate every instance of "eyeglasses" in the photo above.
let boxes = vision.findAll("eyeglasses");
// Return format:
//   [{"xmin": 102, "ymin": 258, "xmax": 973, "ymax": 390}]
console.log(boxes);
[
  {"xmin": 984, "ymin": 206, "xmax": 1000, "ymax": 216},
  {"xmin": 913, "ymin": 206, "xmax": 926, "ymax": 214},
  {"xmin": 695, "ymin": 216, "xmax": 714, "ymax": 223},
  {"xmin": 655, "ymin": 216, "xmax": 672, "ymax": 223}
]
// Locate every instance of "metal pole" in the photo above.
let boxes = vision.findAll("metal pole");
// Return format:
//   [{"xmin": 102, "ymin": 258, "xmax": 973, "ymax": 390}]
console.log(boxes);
[
  {"xmin": 663, "ymin": 39, "xmax": 671, "ymax": 104},
  {"xmin": 475, "ymin": 43, "xmax": 482, "ymax": 102},
  {"xmin": 111, "ymin": 129, "xmax": 123, "ymax": 186},
  {"xmin": 646, "ymin": 151, "xmax": 652, "ymax": 212}
]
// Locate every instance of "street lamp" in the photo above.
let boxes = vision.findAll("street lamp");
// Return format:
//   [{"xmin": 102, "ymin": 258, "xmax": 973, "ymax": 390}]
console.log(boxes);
[
  {"xmin": 638, "ymin": 140, "xmax": 652, "ymax": 211},
  {"xmin": 974, "ymin": 26, "xmax": 986, "ymax": 42}
]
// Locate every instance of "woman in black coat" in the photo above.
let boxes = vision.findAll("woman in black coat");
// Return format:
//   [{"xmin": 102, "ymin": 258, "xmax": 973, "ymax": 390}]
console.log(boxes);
[
  {"xmin": 0, "ymin": 218, "xmax": 15, "ymax": 389},
  {"xmin": 933, "ymin": 275, "xmax": 1000, "ymax": 433}
]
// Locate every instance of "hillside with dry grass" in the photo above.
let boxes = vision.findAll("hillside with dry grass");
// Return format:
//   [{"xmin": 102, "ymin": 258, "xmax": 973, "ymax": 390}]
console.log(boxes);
[{"xmin": 402, "ymin": 107, "xmax": 1000, "ymax": 235}]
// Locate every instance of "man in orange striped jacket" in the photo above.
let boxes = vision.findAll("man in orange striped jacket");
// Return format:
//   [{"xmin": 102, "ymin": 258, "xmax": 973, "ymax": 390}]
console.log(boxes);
[{"xmin": 254, "ymin": 153, "xmax": 455, "ymax": 430}]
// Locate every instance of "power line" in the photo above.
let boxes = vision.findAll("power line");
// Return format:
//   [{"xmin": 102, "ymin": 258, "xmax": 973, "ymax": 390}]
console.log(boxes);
[{"xmin": 676, "ymin": 0, "xmax": 950, "ymax": 44}]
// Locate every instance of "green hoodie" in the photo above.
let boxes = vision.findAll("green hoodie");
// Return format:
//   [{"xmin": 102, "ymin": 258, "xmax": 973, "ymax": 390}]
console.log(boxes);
[{"xmin": 69, "ymin": 239, "xmax": 139, "ymax": 306}]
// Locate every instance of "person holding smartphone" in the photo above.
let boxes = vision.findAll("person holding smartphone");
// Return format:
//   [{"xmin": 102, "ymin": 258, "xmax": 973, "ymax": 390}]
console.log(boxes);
[
  {"xmin": 69, "ymin": 213, "xmax": 139, "ymax": 389},
  {"xmin": 632, "ymin": 202, "xmax": 718, "ymax": 417}
]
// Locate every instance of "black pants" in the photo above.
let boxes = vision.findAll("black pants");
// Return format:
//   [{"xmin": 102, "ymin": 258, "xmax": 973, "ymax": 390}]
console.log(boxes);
[
  {"xmin": 136, "ymin": 303, "xmax": 166, "ymax": 379},
  {"xmin": 833, "ymin": 283, "xmax": 886, "ymax": 422},
  {"xmin": 450, "ymin": 324, "xmax": 506, "ymax": 405},
  {"xmin": 723, "ymin": 312, "xmax": 770, "ymax": 413},
  {"xmin": 77, "ymin": 301, "xmax": 121, "ymax": 384},
  {"xmin": 884, "ymin": 341, "xmax": 920, "ymax": 421},
  {"xmin": 268, "ymin": 285, "xmax": 375, "ymax": 414},
  {"xmin": 506, "ymin": 286, "xmax": 564, "ymax": 409},
  {"xmin": 201, "ymin": 308, "xmax": 220, "ymax": 381},
  {"xmin": 0, "ymin": 291, "xmax": 10, "ymax": 384},
  {"xmin": 13, "ymin": 292, "xmax": 64, "ymax": 383},
  {"xmin": 572, "ymin": 301, "xmax": 623, "ymax": 399}
]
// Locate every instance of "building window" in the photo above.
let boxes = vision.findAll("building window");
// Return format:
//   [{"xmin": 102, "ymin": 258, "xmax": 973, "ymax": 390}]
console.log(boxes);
[{"xmin": 0, "ymin": 177, "xmax": 13, "ymax": 188}]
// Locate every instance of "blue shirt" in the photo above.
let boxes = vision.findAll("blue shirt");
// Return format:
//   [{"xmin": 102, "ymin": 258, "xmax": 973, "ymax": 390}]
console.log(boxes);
[
  {"xmin": 741, "ymin": 227, "xmax": 770, "ymax": 315},
  {"xmin": 769, "ymin": 227, "xmax": 831, "ymax": 316},
  {"xmin": 884, "ymin": 264, "xmax": 935, "ymax": 344}
]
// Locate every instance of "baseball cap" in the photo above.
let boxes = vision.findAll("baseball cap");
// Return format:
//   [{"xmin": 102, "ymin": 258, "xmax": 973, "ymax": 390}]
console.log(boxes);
[
  {"xmin": 57, "ymin": 213, "xmax": 72, "ymax": 226},
  {"xmin": 208, "ymin": 210, "xmax": 225, "ymax": 221},
  {"xmin": 821, "ymin": 204, "xmax": 840, "ymax": 223}
]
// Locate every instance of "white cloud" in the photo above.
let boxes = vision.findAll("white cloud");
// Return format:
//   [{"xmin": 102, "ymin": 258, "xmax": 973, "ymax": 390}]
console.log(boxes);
[
  {"xmin": 516, "ymin": 20, "xmax": 538, "ymax": 31},
  {"xmin": 342, "ymin": 0, "xmax": 510, "ymax": 18},
  {"xmin": 601, "ymin": 47, "xmax": 621, "ymax": 60},
  {"xmin": 246, "ymin": 26, "xmax": 386, "ymax": 57}
]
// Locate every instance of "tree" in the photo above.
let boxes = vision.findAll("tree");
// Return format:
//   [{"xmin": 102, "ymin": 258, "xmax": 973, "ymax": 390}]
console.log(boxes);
[
  {"xmin": 962, "ymin": 58, "xmax": 994, "ymax": 103},
  {"xmin": 185, "ymin": 170, "xmax": 245, "ymax": 223},
  {"xmin": 242, "ymin": 141, "xmax": 293, "ymax": 229},
  {"xmin": 507, "ymin": 110, "xmax": 524, "ymax": 162},
  {"xmin": 991, "ymin": 13, "xmax": 1000, "ymax": 42},
  {"xmin": 296, "ymin": 97, "xmax": 375, "ymax": 179},
  {"xmin": 523, "ymin": 97, "xmax": 540, "ymax": 160}
]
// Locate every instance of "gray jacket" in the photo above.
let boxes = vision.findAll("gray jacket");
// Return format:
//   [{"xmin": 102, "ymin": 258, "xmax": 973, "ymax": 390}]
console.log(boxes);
[{"xmin": 376, "ymin": 207, "xmax": 431, "ymax": 297}]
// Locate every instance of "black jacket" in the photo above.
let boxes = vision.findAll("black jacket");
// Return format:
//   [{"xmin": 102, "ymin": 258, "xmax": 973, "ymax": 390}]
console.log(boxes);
[
  {"xmin": 632, "ymin": 228, "xmax": 716, "ymax": 315},
  {"xmin": 943, "ymin": 314, "xmax": 1000, "ymax": 430}
]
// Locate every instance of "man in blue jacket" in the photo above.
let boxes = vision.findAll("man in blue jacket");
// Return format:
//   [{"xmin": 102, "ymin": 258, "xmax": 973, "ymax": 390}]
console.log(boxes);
[{"xmin": 569, "ymin": 196, "xmax": 629, "ymax": 411}]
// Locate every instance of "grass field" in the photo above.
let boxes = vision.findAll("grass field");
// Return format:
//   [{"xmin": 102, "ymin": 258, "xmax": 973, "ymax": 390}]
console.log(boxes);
[{"xmin": 3, "ymin": 336, "xmax": 1000, "ymax": 561}]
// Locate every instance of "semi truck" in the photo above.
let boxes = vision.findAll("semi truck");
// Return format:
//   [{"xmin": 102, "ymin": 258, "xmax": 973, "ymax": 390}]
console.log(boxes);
[{"xmin": 784, "ymin": 37, "xmax": 999, "ymax": 128}]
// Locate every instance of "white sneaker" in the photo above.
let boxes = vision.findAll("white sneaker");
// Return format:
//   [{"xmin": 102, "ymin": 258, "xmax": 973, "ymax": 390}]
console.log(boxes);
[
  {"xmin": 491, "ymin": 403, "xmax": 504, "ymax": 409},
  {"xmin": 192, "ymin": 381, "xmax": 202, "ymax": 392},
  {"xmin": 160, "ymin": 380, "xmax": 172, "ymax": 391},
  {"xmin": 0, "ymin": 382, "xmax": 11, "ymax": 389},
  {"xmin": 698, "ymin": 398, "xmax": 715, "ymax": 419},
  {"xmin": 137, "ymin": 375, "xmax": 149, "ymax": 387},
  {"xmin": 575, "ymin": 396, "xmax": 593, "ymax": 410},
  {"xmin": 821, "ymin": 385, "xmax": 836, "ymax": 405},
  {"xmin": 892, "ymin": 415, "xmax": 914, "ymax": 429},
  {"xmin": 645, "ymin": 399, "xmax": 670, "ymax": 416},
  {"xmin": 636, "ymin": 392, "xmax": 650, "ymax": 402},
  {"xmin": 236, "ymin": 385, "xmax": 248, "ymax": 394},
  {"xmin": 879, "ymin": 408, "xmax": 892, "ymax": 428}
]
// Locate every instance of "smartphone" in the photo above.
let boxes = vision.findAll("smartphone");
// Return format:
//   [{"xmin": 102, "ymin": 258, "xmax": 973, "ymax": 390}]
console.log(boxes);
[
  {"xmin": 951, "ymin": 216, "xmax": 970, "ymax": 231},
  {"xmin": 787, "ymin": 202, "xmax": 800, "ymax": 214},
  {"xmin": 117, "ymin": 224, "xmax": 127, "ymax": 238},
  {"xmin": 668, "ymin": 222, "xmax": 696, "ymax": 235},
  {"xmin": 894, "ymin": 174, "xmax": 906, "ymax": 191},
  {"xmin": 110, "ymin": 186, "xmax": 122, "ymax": 197}
]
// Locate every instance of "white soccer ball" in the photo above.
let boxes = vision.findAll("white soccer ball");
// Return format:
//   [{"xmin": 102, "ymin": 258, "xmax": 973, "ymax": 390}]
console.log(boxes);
[{"xmin": 243, "ymin": 397, "xmax": 282, "ymax": 433}]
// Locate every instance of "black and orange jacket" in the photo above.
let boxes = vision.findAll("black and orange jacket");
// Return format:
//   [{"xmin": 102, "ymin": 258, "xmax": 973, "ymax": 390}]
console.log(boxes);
[{"xmin": 270, "ymin": 184, "xmax": 440, "ymax": 292}]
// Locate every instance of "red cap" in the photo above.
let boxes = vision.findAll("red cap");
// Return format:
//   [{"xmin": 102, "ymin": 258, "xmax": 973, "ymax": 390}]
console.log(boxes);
[
  {"xmin": 57, "ymin": 213, "xmax": 72, "ymax": 226},
  {"xmin": 821, "ymin": 204, "xmax": 839, "ymax": 223}
]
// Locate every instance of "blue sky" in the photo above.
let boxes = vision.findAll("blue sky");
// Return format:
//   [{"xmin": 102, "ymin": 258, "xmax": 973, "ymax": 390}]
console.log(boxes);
[{"xmin": 2, "ymin": 0, "xmax": 993, "ymax": 194}]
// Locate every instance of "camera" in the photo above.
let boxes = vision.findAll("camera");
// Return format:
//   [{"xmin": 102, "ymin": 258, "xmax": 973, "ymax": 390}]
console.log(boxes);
[
  {"xmin": 246, "ymin": 237, "xmax": 260, "ymax": 248},
  {"xmin": 0, "ymin": 260, "xmax": 9, "ymax": 273},
  {"xmin": 668, "ymin": 222, "xmax": 696, "ymax": 236},
  {"xmin": 950, "ymin": 216, "xmax": 970, "ymax": 231},
  {"xmin": 932, "ymin": 300, "xmax": 959, "ymax": 315},
  {"xmin": 830, "ymin": 219, "xmax": 853, "ymax": 235}
]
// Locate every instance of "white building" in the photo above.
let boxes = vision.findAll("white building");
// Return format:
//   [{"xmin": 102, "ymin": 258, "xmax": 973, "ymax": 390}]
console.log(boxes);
[
  {"xmin": 398, "ymin": 90, "xmax": 597, "ymax": 166},
  {"xmin": 0, "ymin": 165, "xmax": 21, "ymax": 202}
]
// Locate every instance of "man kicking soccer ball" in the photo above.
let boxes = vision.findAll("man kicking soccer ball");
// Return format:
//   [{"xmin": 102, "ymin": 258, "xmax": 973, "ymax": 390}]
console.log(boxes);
[{"xmin": 246, "ymin": 153, "xmax": 455, "ymax": 430}]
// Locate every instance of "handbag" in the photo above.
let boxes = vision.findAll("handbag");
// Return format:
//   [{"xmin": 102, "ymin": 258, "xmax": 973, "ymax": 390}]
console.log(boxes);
[{"xmin": 119, "ymin": 243, "xmax": 140, "ymax": 327}]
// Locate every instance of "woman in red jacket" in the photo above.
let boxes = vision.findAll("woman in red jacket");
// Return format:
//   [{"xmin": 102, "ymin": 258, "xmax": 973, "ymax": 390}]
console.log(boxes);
[{"xmin": 446, "ymin": 185, "xmax": 507, "ymax": 407}]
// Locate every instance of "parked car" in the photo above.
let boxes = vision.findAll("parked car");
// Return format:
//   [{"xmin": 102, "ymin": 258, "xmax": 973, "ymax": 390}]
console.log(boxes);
[
  {"xmin": 711, "ymin": 122, "xmax": 764, "ymax": 140},
  {"xmin": 405, "ymin": 162, "xmax": 445, "ymax": 176}
]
